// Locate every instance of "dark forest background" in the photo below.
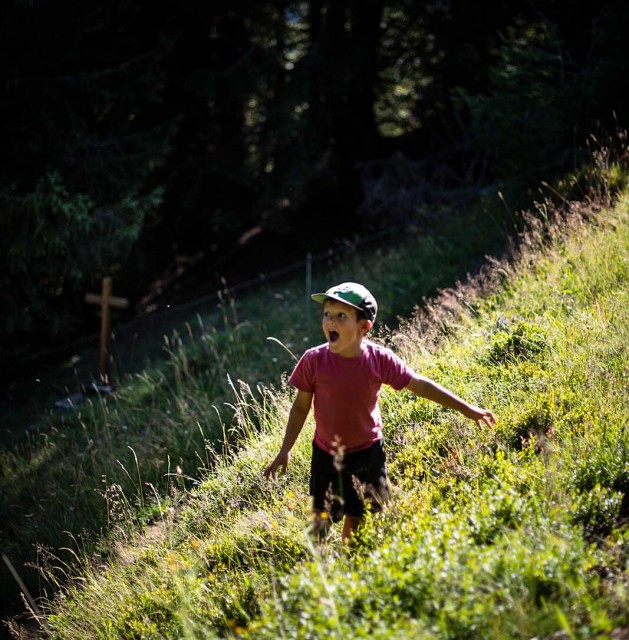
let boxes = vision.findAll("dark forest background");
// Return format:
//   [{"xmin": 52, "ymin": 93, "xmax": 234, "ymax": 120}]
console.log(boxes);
[{"xmin": 2, "ymin": 0, "xmax": 627, "ymax": 361}]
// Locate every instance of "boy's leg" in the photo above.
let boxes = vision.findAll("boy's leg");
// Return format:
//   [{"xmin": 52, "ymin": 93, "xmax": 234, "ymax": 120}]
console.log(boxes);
[
  {"xmin": 310, "ymin": 442, "xmax": 344, "ymax": 539},
  {"xmin": 342, "ymin": 515, "xmax": 363, "ymax": 544},
  {"xmin": 340, "ymin": 441, "xmax": 390, "ymax": 544},
  {"xmin": 343, "ymin": 440, "xmax": 391, "ymax": 515},
  {"xmin": 310, "ymin": 440, "xmax": 389, "ymax": 542}
]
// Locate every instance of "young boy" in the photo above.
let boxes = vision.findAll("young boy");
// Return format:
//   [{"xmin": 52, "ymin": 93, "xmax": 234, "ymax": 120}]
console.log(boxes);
[{"xmin": 263, "ymin": 282, "xmax": 495, "ymax": 543}]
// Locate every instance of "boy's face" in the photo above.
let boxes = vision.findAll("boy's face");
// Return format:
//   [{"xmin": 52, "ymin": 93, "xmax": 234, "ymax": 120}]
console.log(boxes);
[{"xmin": 321, "ymin": 299, "xmax": 371, "ymax": 358}]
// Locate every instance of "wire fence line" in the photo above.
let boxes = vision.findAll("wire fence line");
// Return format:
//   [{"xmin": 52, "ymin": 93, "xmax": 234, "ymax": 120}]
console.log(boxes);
[{"xmin": 11, "ymin": 222, "xmax": 410, "ymax": 370}]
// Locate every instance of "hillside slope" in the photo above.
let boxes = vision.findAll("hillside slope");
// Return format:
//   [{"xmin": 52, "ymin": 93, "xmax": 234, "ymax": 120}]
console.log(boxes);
[{"xmin": 17, "ymin": 192, "xmax": 629, "ymax": 638}]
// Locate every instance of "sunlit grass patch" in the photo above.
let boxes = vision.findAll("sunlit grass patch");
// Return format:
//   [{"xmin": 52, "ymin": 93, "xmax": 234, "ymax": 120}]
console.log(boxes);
[
  {"xmin": 246, "ymin": 477, "xmax": 619, "ymax": 640},
  {"xmin": 23, "ymin": 183, "xmax": 629, "ymax": 636}
]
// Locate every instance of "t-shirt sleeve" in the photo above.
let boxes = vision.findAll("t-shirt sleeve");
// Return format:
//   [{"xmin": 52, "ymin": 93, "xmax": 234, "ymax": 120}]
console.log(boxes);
[
  {"xmin": 379, "ymin": 347, "xmax": 414, "ymax": 390},
  {"xmin": 288, "ymin": 350, "xmax": 315, "ymax": 392}
]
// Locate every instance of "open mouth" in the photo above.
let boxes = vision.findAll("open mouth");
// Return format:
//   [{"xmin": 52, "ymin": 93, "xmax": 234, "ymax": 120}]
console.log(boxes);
[{"xmin": 328, "ymin": 330, "xmax": 339, "ymax": 343}]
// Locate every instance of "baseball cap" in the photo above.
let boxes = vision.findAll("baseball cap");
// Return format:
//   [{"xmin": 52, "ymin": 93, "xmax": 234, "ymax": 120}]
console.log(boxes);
[{"xmin": 311, "ymin": 282, "xmax": 378, "ymax": 323}]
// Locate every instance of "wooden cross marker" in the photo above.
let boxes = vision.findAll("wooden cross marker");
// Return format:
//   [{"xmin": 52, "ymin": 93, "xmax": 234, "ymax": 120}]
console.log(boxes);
[{"xmin": 85, "ymin": 276, "xmax": 129, "ymax": 383}]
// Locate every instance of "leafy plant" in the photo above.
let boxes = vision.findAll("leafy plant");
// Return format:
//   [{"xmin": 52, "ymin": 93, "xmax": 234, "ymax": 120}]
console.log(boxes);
[
  {"xmin": 485, "ymin": 320, "xmax": 549, "ymax": 364},
  {"xmin": 5, "ymin": 165, "xmax": 629, "ymax": 637}
]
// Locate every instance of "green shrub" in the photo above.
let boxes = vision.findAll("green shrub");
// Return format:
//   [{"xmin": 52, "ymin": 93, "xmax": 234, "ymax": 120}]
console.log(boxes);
[
  {"xmin": 485, "ymin": 320, "xmax": 549, "ymax": 364},
  {"xmin": 505, "ymin": 399, "xmax": 555, "ymax": 451},
  {"xmin": 30, "ymin": 182, "xmax": 629, "ymax": 637},
  {"xmin": 573, "ymin": 484, "xmax": 624, "ymax": 539}
]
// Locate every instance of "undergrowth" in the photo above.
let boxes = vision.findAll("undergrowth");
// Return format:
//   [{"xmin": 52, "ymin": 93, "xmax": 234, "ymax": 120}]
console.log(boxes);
[
  {"xmin": 2, "ymin": 136, "xmax": 628, "ymax": 638},
  {"xmin": 1, "ymin": 164, "xmax": 517, "ymax": 614}
]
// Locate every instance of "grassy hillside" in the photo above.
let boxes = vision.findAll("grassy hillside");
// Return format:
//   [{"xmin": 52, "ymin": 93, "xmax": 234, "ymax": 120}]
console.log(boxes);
[
  {"xmin": 16, "ymin": 174, "xmax": 627, "ymax": 637},
  {"xmin": 2, "ymin": 173, "xmax": 520, "ymax": 618}
]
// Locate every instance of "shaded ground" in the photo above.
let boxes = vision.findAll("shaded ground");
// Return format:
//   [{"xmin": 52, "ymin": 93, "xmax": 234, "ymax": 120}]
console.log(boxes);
[{"xmin": 0, "ymin": 219, "xmax": 389, "ymax": 448}]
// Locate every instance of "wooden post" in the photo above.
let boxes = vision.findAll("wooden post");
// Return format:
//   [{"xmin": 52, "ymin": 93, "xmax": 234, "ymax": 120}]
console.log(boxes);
[
  {"xmin": 99, "ymin": 276, "xmax": 112, "ymax": 382},
  {"xmin": 85, "ymin": 277, "xmax": 129, "ymax": 384}
]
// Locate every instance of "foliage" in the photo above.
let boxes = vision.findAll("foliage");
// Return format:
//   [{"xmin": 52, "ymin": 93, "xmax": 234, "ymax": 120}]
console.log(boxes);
[
  {"xmin": 485, "ymin": 320, "xmax": 549, "ymax": 365},
  {"xmin": 0, "ymin": 174, "xmax": 164, "ymax": 350},
  {"xmin": 457, "ymin": 1, "xmax": 629, "ymax": 180},
  {"xmin": 7, "ymin": 170, "xmax": 625, "ymax": 637},
  {"xmin": 0, "ymin": 1, "xmax": 173, "ymax": 353},
  {"xmin": 458, "ymin": 22, "xmax": 568, "ymax": 177},
  {"xmin": 3, "ymin": 0, "xmax": 629, "ymax": 352}
]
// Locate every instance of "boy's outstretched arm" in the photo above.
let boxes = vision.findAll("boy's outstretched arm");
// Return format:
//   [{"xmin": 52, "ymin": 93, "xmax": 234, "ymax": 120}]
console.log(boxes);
[
  {"xmin": 405, "ymin": 374, "xmax": 496, "ymax": 428},
  {"xmin": 263, "ymin": 389, "xmax": 313, "ymax": 478}
]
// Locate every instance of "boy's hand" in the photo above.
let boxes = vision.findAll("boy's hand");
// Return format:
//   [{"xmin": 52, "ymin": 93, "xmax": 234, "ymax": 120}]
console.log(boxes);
[
  {"xmin": 263, "ymin": 451, "xmax": 291, "ymax": 478},
  {"xmin": 463, "ymin": 405, "xmax": 496, "ymax": 428}
]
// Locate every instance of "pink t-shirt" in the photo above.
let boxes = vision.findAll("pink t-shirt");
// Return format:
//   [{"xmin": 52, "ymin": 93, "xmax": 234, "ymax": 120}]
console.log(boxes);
[{"xmin": 289, "ymin": 341, "xmax": 414, "ymax": 454}]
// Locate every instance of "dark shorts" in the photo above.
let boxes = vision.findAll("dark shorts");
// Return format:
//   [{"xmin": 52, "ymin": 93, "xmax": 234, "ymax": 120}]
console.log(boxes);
[{"xmin": 310, "ymin": 439, "xmax": 391, "ymax": 520}]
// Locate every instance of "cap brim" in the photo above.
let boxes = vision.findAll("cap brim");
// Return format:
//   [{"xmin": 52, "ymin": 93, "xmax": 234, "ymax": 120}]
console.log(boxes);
[{"xmin": 310, "ymin": 292, "xmax": 363, "ymax": 312}]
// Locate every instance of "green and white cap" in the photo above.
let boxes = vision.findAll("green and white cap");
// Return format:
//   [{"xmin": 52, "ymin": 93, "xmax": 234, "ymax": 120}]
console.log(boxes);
[{"xmin": 311, "ymin": 282, "xmax": 378, "ymax": 323}]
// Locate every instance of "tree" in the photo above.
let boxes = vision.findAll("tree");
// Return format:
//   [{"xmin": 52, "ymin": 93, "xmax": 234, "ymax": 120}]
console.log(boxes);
[
  {"xmin": 2, "ymin": 0, "xmax": 627, "ymax": 357},
  {"xmin": 0, "ymin": 0, "xmax": 174, "ymax": 355},
  {"xmin": 457, "ymin": 0, "xmax": 629, "ymax": 180}
]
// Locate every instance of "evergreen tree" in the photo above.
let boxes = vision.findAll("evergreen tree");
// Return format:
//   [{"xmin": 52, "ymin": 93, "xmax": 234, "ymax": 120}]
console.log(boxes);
[
  {"xmin": 0, "ymin": 0, "xmax": 174, "ymax": 356},
  {"xmin": 457, "ymin": 0, "xmax": 629, "ymax": 180},
  {"xmin": 2, "ymin": 0, "xmax": 627, "ymax": 358}
]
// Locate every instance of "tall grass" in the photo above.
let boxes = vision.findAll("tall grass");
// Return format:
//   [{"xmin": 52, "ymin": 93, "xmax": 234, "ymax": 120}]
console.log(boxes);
[
  {"xmin": 20, "ymin": 168, "xmax": 628, "ymax": 637},
  {"xmin": 2, "ymin": 135, "xmax": 628, "ymax": 635},
  {"xmin": 1, "ymin": 170, "xmax": 517, "ymax": 615}
]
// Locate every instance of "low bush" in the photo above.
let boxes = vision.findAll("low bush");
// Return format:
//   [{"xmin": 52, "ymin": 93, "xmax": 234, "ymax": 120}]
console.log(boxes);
[{"xmin": 8, "ymin": 159, "xmax": 629, "ymax": 637}]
